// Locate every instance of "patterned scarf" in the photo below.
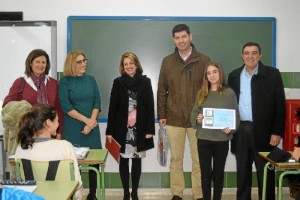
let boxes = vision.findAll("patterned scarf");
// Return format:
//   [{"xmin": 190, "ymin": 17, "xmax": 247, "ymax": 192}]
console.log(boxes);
[{"xmin": 31, "ymin": 73, "xmax": 48, "ymax": 103}]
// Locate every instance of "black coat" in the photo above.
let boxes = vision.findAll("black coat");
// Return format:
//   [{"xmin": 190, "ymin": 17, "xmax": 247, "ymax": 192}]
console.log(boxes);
[
  {"xmin": 228, "ymin": 62, "xmax": 286, "ymax": 153},
  {"xmin": 106, "ymin": 75, "xmax": 155, "ymax": 152}
]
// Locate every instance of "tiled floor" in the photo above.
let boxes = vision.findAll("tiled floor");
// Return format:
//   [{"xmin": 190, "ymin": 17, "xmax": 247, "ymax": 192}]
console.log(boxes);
[{"xmin": 100, "ymin": 188, "xmax": 295, "ymax": 200}]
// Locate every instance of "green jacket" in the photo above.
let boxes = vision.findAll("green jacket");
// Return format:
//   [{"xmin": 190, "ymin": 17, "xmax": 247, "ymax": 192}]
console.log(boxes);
[
  {"xmin": 2, "ymin": 100, "xmax": 32, "ymax": 156},
  {"xmin": 157, "ymin": 44, "xmax": 210, "ymax": 127}
]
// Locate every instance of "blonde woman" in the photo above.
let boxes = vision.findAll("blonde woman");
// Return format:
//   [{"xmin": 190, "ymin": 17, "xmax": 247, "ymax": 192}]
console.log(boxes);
[
  {"xmin": 59, "ymin": 50, "xmax": 101, "ymax": 200},
  {"xmin": 191, "ymin": 61, "xmax": 240, "ymax": 200}
]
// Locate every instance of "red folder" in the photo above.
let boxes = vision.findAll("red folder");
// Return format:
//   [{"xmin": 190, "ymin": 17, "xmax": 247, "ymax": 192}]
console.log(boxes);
[{"xmin": 105, "ymin": 137, "xmax": 121, "ymax": 163}]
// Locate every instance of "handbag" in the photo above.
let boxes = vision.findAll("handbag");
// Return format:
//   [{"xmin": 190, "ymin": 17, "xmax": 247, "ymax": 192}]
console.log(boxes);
[{"xmin": 267, "ymin": 147, "xmax": 292, "ymax": 162}]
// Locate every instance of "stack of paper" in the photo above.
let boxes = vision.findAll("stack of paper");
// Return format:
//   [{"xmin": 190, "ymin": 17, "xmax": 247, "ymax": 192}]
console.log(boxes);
[{"xmin": 74, "ymin": 147, "xmax": 90, "ymax": 159}]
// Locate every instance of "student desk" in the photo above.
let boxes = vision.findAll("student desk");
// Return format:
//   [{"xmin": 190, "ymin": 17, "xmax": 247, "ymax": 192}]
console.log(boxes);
[
  {"xmin": 78, "ymin": 149, "xmax": 108, "ymax": 200},
  {"xmin": 259, "ymin": 152, "xmax": 300, "ymax": 200},
  {"xmin": 34, "ymin": 181, "xmax": 78, "ymax": 200}
]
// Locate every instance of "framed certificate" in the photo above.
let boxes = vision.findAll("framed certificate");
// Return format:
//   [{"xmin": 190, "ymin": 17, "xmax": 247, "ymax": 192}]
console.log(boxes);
[{"xmin": 202, "ymin": 108, "xmax": 236, "ymax": 129}]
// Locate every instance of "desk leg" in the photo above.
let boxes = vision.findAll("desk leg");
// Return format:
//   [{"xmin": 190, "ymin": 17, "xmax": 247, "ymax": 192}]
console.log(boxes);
[
  {"xmin": 278, "ymin": 170, "xmax": 300, "ymax": 200},
  {"xmin": 100, "ymin": 164, "xmax": 105, "ymax": 200},
  {"xmin": 262, "ymin": 162, "xmax": 272, "ymax": 200},
  {"xmin": 79, "ymin": 165, "xmax": 101, "ymax": 200}
]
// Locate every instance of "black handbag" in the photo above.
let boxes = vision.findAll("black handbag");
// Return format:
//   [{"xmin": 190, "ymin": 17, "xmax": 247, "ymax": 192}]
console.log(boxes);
[{"xmin": 267, "ymin": 147, "xmax": 291, "ymax": 162}]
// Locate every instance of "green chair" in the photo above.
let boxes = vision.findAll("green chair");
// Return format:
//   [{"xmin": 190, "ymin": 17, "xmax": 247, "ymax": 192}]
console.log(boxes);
[
  {"xmin": 15, "ymin": 159, "xmax": 76, "ymax": 199},
  {"xmin": 15, "ymin": 159, "xmax": 75, "ymax": 181}
]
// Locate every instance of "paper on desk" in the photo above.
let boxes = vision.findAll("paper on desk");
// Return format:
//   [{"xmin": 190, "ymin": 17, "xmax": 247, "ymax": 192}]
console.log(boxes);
[{"xmin": 74, "ymin": 147, "xmax": 90, "ymax": 159}]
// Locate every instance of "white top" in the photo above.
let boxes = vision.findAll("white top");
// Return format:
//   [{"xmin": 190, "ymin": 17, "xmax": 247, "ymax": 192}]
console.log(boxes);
[{"xmin": 15, "ymin": 139, "xmax": 84, "ymax": 200}]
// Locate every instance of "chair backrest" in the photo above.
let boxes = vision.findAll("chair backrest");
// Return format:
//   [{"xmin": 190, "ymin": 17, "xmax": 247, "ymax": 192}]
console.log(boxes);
[{"xmin": 15, "ymin": 159, "xmax": 75, "ymax": 181}]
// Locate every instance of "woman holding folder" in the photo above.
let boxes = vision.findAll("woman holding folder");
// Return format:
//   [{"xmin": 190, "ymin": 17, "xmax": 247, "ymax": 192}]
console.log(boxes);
[
  {"xmin": 106, "ymin": 52, "xmax": 155, "ymax": 200},
  {"xmin": 191, "ymin": 61, "xmax": 240, "ymax": 200}
]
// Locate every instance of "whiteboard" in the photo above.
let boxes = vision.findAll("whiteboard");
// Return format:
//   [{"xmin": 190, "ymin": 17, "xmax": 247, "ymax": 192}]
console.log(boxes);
[{"xmin": 0, "ymin": 21, "xmax": 57, "ymax": 132}]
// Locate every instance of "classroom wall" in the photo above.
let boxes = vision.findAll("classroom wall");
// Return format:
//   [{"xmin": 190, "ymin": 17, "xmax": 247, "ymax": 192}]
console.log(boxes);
[
  {"xmin": 1, "ymin": 0, "xmax": 299, "ymax": 72},
  {"xmin": 1, "ymin": 0, "xmax": 300, "ymax": 187}
]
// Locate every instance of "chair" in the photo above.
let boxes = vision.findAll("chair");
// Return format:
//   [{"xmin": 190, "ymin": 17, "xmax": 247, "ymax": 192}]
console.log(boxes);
[{"xmin": 15, "ymin": 159, "xmax": 75, "ymax": 181}]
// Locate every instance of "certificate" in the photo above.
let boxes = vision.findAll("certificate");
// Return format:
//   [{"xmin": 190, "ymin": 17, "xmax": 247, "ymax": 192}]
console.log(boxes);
[{"xmin": 202, "ymin": 108, "xmax": 236, "ymax": 129}]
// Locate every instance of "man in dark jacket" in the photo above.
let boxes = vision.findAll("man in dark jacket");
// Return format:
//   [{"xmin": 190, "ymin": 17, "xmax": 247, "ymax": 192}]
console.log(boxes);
[
  {"xmin": 157, "ymin": 24, "xmax": 210, "ymax": 200},
  {"xmin": 228, "ymin": 42, "xmax": 286, "ymax": 200}
]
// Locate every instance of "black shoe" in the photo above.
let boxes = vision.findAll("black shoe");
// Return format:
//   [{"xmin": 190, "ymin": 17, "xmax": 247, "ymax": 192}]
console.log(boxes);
[
  {"xmin": 196, "ymin": 198, "xmax": 203, "ymax": 200},
  {"xmin": 123, "ymin": 192, "xmax": 130, "ymax": 200},
  {"xmin": 131, "ymin": 192, "xmax": 139, "ymax": 200},
  {"xmin": 86, "ymin": 193, "xmax": 97, "ymax": 200},
  {"xmin": 171, "ymin": 195, "xmax": 183, "ymax": 200}
]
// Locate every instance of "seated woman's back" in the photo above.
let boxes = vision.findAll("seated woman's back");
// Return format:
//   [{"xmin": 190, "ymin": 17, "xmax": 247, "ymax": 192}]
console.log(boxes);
[{"xmin": 14, "ymin": 103, "xmax": 84, "ymax": 200}]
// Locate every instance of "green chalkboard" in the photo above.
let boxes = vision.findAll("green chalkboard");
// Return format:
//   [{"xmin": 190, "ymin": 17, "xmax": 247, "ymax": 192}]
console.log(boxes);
[{"xmin": 67, "ymin": 17, "xmax": 276, "ymax": 119}]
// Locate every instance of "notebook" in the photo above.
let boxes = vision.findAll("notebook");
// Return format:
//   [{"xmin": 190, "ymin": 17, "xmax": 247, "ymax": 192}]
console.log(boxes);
[
  {"xmin": 105, "ymin": 137, "xmax": 121, "ymax": 163},
  {"xmin": 74, "ymin": 147, "xmax": 90, "ymax": 159}
]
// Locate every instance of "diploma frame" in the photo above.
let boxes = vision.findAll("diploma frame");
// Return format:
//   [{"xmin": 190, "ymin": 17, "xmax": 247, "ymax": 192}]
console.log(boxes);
[{"xmin": 202, "ymin": 108, "xmax": 236, "ymax": 129}]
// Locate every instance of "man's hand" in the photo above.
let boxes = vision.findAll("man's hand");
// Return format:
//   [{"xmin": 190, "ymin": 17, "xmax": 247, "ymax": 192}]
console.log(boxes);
[
  {"xmin": 269, "ymin": 135, "xmax": 281, "ymax": 146},
  {"xmin": 159, "ymin": 119, "xmax": 166, "ymax": 127}
]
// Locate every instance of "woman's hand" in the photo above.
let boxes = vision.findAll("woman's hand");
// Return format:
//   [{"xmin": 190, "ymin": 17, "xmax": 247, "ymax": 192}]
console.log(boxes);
[
  {"xmin": 146, "ymin": 134, "xmax": 153, "ymax": 139},
  {"xmin": 106, "ymin": 135, "xmax": 112, "ymax": 143},
  {"xmin": 197, "ymin": 114, "xmax": 204, "ymax": 124},
  {"xmin": 223, "ymin": 127, "xmax": 231, "ymax": 134},
  {"xmin": 81, "ymin": 125, "xmax": 92, "ymax": 135},
  {"xmin": 292, "ymin": 147, "xmax": 300, "ymax": 161},
  {"xmin": 84, "ymin": 118, "xmax": 98, "ymax": 129}
]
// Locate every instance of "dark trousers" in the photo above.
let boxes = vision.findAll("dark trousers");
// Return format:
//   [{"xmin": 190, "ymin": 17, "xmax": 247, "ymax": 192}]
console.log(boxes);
[
  {"xmin": 236, "ymin": 123, "xmax": 275, "ymax": 200},
  {"xmin": 197, "ymin": 139, "xmax": 229, "ymax": 200},
  {"xmin": 88, "ymin": 164, "xmax": 100, "ymax": 195},
  {"xmin": 119, "ymin": 156, "xmax": 142, "ymax": 194}
]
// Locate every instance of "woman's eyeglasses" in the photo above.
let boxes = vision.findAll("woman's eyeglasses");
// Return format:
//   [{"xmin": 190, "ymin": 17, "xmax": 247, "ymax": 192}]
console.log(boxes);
[{"xmin": 75, "ymin": 59, "xmax": 88, "ymax": 64}]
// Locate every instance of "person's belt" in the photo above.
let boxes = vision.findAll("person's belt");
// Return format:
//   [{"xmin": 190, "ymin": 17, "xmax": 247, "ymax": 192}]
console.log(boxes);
[{"xmin": 240, "ymin": 120, "xmax": 253, "ymax": 125}]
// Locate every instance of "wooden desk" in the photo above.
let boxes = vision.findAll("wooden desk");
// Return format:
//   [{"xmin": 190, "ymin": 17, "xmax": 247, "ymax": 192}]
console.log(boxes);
[
  {"xmin": 34, "ymin": 181, "xmax": 78, "ymax": 200},
  {"xmin": 259, "ymin": 152, "xmax": 300, "ymax": 200},
  {"xmin": 78, "ymin": 149, "xmax": 108, "ymax": 200}
]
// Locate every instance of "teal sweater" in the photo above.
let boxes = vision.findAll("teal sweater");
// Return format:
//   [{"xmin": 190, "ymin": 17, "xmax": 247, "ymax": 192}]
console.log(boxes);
[{"xmin": 191, "ymin": 88, "xmax": 240, "ymax": 141}]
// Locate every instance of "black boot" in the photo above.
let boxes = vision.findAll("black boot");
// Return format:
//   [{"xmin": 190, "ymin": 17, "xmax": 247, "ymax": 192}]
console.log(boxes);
[
  {"xmin": 123, "ymin": 192, "xmax": 130, "ymax": 200},
  {"xmin": 120, "ymin": 157, "xmax": 130, "ymax": 200},
  {"xmin": 131, "ymin": 158, "xmax": 141, "ymax": 200},
  {"xmin": 131, "ymin": 192, "xmax": 139, "ymax": 200}
]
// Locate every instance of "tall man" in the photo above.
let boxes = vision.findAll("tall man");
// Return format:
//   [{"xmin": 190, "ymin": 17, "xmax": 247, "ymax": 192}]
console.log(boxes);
[
  {"xmin": 157, "ymin": 24, "xmax": 210, "ymax": 200},
  {"xmin": 228, "ymin": 42, "xmax": 286, "ymax": 200}
]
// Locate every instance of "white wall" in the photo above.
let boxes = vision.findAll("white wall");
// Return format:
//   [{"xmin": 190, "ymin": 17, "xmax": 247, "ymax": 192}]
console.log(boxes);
[
  {"xmin": 1, "ymin": 0, "xmax": 299, "ymax": 72},
  {"xmin": 1, "ymin": 0, "xmax": 300, "ymax": 172}
]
